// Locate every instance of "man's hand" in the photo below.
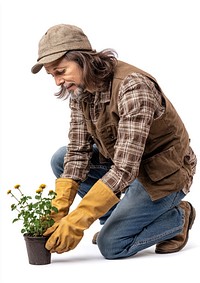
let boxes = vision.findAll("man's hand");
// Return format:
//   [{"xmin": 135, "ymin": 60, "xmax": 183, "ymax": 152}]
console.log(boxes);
[
  {"xmin": 44, "ymin": 180, "xmax": 120, "ymax": 253},
  {"xmin": 44, "ymin": 209, "xmax": 88, "ymax": 253},
  {"xmin": 50, "ymin": 178, "xmax": 78, "ymax": 222}
]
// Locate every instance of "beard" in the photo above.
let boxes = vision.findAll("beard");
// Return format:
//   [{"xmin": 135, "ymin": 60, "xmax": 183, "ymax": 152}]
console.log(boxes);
[{"xmin": 54, "ymin": 83, "xmax": 87, "ymax": 100}]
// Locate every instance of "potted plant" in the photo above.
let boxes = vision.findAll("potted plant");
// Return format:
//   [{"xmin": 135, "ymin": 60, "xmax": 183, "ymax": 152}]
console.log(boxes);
[{"xmin": 7, "ymin": 184, "xmax": 58, "ymax": 265}]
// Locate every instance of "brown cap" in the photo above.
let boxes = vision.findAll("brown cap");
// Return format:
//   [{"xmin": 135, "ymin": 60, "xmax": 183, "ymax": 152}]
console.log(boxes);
[{"xmin": 31, "ymin": 24, "xmax": 92, "ymax": 74}]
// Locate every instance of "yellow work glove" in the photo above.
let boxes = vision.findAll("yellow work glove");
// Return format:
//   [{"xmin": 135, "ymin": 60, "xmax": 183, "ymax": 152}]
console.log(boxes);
[
  {"xmin": 44, "ymin": 180, "xmax": 120, "ymax": 254},
  {"xmin": 50, "ymin": 178, "xmax": 79, "ymax": 222}
]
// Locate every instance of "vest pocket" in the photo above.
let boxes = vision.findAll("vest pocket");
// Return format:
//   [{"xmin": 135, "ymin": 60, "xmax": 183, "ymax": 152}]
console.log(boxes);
[{"xmin": 143, "ymin": 146, "xmax": 181, "ymax": 182}]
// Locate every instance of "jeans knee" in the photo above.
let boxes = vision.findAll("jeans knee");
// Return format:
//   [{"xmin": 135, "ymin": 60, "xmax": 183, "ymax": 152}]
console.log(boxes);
[
  {"xmin": 50, "ymin": 146, "xmax": 66, "ymax": 178},
  {"xmin": 97, "ymin": 233, "xmax": 116, "ymax": 259}
]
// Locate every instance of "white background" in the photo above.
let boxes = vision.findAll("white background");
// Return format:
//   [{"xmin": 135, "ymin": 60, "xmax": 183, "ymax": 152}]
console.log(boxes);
[{"xmin": 0, "ymin": 0, "xmax": 199, "ymax": 282}]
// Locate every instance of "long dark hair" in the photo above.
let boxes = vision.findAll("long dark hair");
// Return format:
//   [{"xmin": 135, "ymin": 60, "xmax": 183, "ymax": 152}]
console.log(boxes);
[{"xmin": 55, "ymin": 48, "xmax": 118, "ymax": 99}]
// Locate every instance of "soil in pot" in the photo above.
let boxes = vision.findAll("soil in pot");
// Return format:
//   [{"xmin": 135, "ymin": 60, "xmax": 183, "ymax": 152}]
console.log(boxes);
[{"xmin": 24, "ymin": 235, "xmax": 51, "ymax": 265}]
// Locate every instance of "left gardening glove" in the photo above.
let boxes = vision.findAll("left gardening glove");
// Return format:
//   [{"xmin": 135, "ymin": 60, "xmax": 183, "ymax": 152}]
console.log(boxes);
[
  {"xmin": 45, "ymin": 178, "xmax": 79, "ymax": 236},
  {"xmin": 51, "ymin": 178, "xmax": 79, "ymax": 222},
  {"xmin": 43, "ymin": 179, "xmax": 120, "ymax": 253}
]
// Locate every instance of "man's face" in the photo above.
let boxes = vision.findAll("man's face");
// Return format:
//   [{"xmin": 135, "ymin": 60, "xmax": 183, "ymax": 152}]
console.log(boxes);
[{"xmin": 44, "ymin": 57, "xmax": 85, "ymax": 98}]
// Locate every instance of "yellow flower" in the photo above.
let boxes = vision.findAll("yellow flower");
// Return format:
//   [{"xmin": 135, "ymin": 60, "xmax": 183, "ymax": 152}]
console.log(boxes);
[
  {"xmin": 14, "ymin": 184, "xmax": 20, "ymax": 189},
  {"xmin": 36, "ymin": 188, "xmax": 43, "ymax": 193},
  {"xmin": 7, "ymin": 190, "xmax": 12, "ymax": 194},
  {"xmin": 39, "ymin": 184, "xmax": 46, "ymax": 189}
]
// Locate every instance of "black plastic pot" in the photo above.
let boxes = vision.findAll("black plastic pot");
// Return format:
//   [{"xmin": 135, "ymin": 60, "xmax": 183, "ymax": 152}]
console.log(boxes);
[{"xmin": 24, "ymin": 235, "xmax": 51, "ymax": 265}]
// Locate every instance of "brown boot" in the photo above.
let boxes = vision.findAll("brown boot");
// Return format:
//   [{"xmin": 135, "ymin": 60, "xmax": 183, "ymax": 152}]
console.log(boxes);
[
  {"xmin": 155, "ymin": 201, "xmax": 196, "ymax": 254},
  {"xmin": 92, "ymin": 231, "xmax": 99, "ymax": 244}
]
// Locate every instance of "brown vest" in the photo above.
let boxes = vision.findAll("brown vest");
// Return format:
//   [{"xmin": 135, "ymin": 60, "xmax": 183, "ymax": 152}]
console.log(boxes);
[{"xmin": 81, "ymin": 60, "xmax": 191, "ymax": 200}]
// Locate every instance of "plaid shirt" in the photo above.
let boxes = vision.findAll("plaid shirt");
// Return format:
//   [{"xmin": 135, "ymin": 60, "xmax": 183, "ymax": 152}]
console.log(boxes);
[{"xmin": 62, "ymin": 73, "xmax": 196, "ymax": 194}]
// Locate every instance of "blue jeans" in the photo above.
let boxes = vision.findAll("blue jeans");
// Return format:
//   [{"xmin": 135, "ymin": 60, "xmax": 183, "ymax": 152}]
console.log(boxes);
[{"xmin": 51, "ymin": 145, "xmax": 186, "ymax": 259}]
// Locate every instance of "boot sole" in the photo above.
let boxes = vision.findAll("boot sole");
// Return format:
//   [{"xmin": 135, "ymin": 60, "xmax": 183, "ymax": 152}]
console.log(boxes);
[{"xmin": 155, "ymin": 202, "xmax": 196, "ymax": 254}]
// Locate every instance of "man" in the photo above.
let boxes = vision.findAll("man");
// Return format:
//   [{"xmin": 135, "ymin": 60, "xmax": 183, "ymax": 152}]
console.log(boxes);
[{"xmin": 31, "ymin": 24, "xmax": 197, "ymax": 259}]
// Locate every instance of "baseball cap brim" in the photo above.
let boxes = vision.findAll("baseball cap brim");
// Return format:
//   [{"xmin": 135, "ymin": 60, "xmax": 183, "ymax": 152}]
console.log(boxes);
[{"xmin": 31, "ymin": 51, "xmax": 67, "ymax": 74}]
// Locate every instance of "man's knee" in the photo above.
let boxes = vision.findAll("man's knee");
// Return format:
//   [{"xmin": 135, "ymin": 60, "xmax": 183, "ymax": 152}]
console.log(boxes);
[{"xmin": 50, "ymin": 146, "xmax": 66, "ymax": 177}]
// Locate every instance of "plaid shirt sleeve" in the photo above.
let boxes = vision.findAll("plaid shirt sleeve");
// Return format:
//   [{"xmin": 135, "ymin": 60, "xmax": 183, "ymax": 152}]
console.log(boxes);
[
  {"xmin": 62, "ymin": 98, "xmax": 93, "ymax": 181},
  {"xmin": 101, "ymin": 73, "xmax": 165, "ymax": 193}
]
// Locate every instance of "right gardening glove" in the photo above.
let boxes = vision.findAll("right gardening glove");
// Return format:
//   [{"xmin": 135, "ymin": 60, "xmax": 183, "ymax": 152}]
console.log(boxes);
[
  {"xmin": 44, "ymin": 180, "xmax": 120, "ymax": 253},
  {"xmin": 48, "ymin": 178, "xmax": 79, "ymax": 234}
]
